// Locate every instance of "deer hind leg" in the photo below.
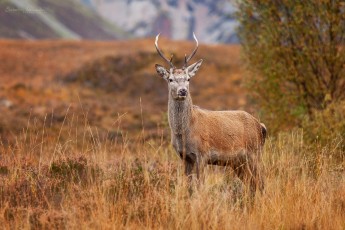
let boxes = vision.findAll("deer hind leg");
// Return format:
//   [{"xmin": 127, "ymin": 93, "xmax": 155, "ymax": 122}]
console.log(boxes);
[
  {"xmin": 233, "ymin": 154, "xmax": 264, "ymax": 195},
  {"xmin": 252, "ymin": 156, "xmax": 265, "ymax": 193}
]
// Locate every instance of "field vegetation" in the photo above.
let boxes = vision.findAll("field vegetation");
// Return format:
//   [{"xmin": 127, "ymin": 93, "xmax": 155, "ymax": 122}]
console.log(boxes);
[
  {"xmin": 0, "ymin": 35, "xmax": 344, "ymax": 228},
  {"xmin": 0, "ymin": 119, "xmax": 344, "ymax": 229}
]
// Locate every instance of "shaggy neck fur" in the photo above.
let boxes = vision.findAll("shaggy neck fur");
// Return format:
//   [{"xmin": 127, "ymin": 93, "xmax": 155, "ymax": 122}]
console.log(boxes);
[{"xmin": 168, "ymin": 94, "xmax": 193, "ymax": 136}]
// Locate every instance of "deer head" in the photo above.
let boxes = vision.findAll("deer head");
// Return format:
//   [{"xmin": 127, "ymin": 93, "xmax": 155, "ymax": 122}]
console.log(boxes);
[{"xmin": 155, "ymin": 33, "xmax": 203, "ymax": 101}]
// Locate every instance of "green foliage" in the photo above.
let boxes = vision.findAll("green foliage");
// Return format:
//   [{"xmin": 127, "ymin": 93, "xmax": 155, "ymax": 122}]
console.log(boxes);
[
  {"xmin": 237, "ymin": 0, "xmax": 345, "ymax": 131},
  {"xmin": 302, "ymin": 101, "xmax": 345, "ymax": 155}
]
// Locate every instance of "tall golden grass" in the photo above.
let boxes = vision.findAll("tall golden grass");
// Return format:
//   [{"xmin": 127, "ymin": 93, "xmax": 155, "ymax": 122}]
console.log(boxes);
[
  {"xmin": 0, "ymin": 39, "xmax": 343, "ymax": 229},
  {"xmin": 0, "ymin": 113, "xmax": 344, "ymax": 229}
]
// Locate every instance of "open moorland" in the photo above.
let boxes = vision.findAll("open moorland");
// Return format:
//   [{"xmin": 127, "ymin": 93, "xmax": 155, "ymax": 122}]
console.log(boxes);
[{"xmin": 0, "ymin": 39, "xmax": 344, "ymax": 229}]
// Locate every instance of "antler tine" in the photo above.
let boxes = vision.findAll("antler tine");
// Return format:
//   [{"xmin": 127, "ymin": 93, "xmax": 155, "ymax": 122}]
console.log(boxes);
[
  {"xmin": 155, "ymin": 34, "xmax": 174, "ymax": 68},
  {"xmin": 183, "ymin": 32, "xmax": 199, "ymax": 68},
  {"xmin": 169, "ymin": 54, "xmax": 174, "ymax": 63}
]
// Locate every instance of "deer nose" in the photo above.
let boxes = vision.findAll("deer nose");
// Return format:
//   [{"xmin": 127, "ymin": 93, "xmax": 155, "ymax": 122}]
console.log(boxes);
[{"xmin": 178, "ymin": 88, "xmax": 188, "ymax": 97}]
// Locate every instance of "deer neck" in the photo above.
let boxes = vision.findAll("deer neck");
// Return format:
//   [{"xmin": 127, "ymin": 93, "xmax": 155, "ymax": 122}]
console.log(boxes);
[{"xmin": 168, "ymin": 94, "xmax": 193, "ymax": 136}]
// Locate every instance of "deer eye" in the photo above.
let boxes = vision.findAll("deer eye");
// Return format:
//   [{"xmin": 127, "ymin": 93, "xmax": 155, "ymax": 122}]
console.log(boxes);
[
  {"xmin": 187, "ymin": 79, "xmax": 190, "ymax": 82},
  {"xmin": 169, "ymin": 79, "xmax": 173, "ymax": 82}
]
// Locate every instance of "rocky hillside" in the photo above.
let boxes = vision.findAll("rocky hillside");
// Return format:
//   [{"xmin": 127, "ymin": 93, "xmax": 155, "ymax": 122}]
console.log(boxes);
[
  {"xmin": 0, "ymin": 0, "xmax": 127, "ymax": 39},
  {"xmin": 0, "ymin": 0, "xmax": 238, "ymax": 43},
  {"xmin": 81, "ymin": 0, "xmax": 238, "ymax": 43}
]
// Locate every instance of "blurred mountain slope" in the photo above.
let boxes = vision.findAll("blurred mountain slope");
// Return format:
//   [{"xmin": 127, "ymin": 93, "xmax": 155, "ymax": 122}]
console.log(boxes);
[
  {"xmin": 0, "ymin": 0, "xmax": 238, "ymax": 43},
  {"xmin": 0, "ymin": 0, "xmax": 127, "ymax": 39},
  {"xmin": 81, "ymin": 0, "xmax": 238, "ymax": 43}
]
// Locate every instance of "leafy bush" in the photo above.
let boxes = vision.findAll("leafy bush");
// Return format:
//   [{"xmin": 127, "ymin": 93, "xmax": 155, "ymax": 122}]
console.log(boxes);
[
  {"xmin": 237, "ymin": 0, "xmax": 345, "ymax": 131},
  {"xmin": 302, "ymin": 101, "xmax": 345, "ymax": 156}
]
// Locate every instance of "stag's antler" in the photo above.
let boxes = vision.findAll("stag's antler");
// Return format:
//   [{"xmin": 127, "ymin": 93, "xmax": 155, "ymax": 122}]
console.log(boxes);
[
  {"xmin": 155, "ymin": 34, "xmax": 174, "ymax": 68},
  {"xmin": 183, "ymin": 32, "xmax": 199, "ymax": 69}
]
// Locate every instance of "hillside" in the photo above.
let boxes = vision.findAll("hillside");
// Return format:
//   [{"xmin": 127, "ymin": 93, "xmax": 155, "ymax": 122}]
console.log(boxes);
[
  {"xmin": 81, "ymin": 0, "xmax": 238, "ymax": 43},
  {"xmin": 0, "ymin": 0, "xmax": 239, "ymax": 43},
  {"xmin": 0, "ymin": 39, "xmax": 245, "ymax": 145},
  {"xmin": 0, "ymin": 0, "xmax": 127, "ymax": 39}
]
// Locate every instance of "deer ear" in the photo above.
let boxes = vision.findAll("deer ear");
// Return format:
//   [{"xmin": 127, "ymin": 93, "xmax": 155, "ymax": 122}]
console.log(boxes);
[
  {"xmin": 155, "ymin": 64, "xmax": 169, "ymax": 79},
  {"xmin": 187, "ymin": 59, "xmax": 203, "ymax": 78}
]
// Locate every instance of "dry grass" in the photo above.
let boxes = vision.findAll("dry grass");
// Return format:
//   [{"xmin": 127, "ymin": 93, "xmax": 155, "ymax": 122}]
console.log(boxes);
[
  {"xmin": 0, "ymin": 40, "xmax": 344, "ymax": 229},
  {"xmin": 0, "ymin": 115, "xmax": 344, "ymax": 230}
]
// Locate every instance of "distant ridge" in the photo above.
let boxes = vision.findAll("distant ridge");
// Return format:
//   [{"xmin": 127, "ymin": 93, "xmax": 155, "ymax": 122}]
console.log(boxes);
[
  {"xmin": 0, "ymin": 0, "xmax": 128, "ymax": 40},
  {"xmin": 0, "ymin": 0, "xmax": 239, "ymax": 43},
  {"xmin": 80, "ymin": 0, "xmax": 239, "ymax": 44}
]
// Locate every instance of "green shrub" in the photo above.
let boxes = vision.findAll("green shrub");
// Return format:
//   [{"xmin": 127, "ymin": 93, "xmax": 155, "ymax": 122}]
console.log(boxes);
[
  {"xmin": 302, "ymin": 101, "xmax": 345, "ymax": 157},
  {"xmin": 237, "ymin": 0, "xmax": 345, "ymax": 132}
]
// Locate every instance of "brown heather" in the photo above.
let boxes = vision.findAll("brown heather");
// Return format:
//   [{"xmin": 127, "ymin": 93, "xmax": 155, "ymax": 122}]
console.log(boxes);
[{"xmin": 0, "ymin": 117, "xmax": 344, "ymax": 229}]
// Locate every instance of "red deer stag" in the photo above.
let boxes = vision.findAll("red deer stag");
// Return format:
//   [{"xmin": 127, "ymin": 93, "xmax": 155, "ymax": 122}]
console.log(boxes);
[{"xmin": 154, "ymin": 33, "xmax": 266, "ymax": 193}]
